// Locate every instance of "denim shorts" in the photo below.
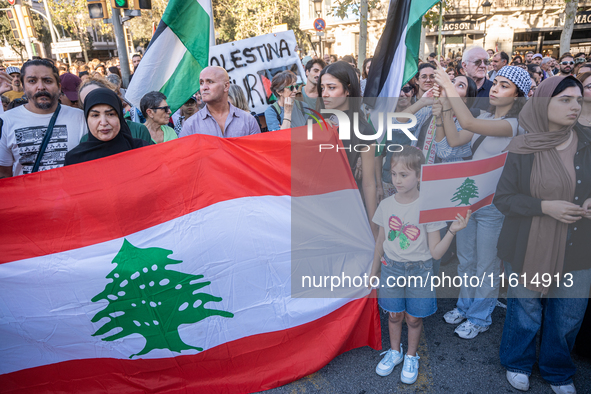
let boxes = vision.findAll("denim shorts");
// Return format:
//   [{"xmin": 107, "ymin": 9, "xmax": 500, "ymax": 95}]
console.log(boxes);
[{"xmin": 378, "ymin": 255, "xmax": 437, "ymax": 318}]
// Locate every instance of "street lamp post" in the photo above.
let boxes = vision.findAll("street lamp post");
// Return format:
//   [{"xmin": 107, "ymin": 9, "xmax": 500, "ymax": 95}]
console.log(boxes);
[
  {"xmin": 312, "ymin": 0, "xmax": 323, "ymax": 56},
  {"xmin": 482, "ymin": 0, "xmax": 492, "ymax": 49}
]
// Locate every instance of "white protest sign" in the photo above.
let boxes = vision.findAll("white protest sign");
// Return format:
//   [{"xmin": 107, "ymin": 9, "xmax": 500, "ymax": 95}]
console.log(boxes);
[
  {"xmin": 209, "ymin": 30, "xmax": 305, "ymax": 114},
  {"xmin": 418, "ymin": 153, "xmax": 508, "ymax": 224}
]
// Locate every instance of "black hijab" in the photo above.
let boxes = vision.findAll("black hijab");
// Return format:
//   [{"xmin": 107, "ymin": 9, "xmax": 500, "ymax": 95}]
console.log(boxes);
[{"xmin": 65, "ymin": 88, "xmax": 148, "ymax": 165}]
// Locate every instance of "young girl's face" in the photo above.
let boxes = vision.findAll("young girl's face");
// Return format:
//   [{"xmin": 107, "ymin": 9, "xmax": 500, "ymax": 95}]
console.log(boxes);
[
  {"xmin": 453, "ymin": 76, "xmax": 469, "ymax": 98},
  {"xmin": 547, "ymin": 86, "xmax": 582, "ymax": 129},
  {"xmin": 320, "ymin": 73, "xmax": 349, "ymax": 111},
  {"xmin": 489, "ymin": 76, "xmax": 518, "ymax": 107},
  {"xmin": 391, "ymin": 161, "xmax": 419, "ymax": 194}
]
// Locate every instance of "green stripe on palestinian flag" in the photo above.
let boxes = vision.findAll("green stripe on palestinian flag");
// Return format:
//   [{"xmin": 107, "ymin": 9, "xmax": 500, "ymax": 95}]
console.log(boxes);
[
  {"xmin": 125, "ymin": 0, "xmax": 211, "ymax": 112},
  {"xmin": 403, "ymin": 0, "xmax": 439, "ymax": 86}
]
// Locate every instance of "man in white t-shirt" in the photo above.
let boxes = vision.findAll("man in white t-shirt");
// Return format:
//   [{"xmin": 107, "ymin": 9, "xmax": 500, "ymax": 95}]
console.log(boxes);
[{"xmin": 0, "ymin": 59, "xmax": 86, "ymax": 178}]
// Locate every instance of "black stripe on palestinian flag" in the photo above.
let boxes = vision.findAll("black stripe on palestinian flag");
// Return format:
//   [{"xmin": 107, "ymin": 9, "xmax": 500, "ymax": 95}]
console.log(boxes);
[{"xmin": 363, "ymin": 0, "xmax": 412, "ymax": 106}]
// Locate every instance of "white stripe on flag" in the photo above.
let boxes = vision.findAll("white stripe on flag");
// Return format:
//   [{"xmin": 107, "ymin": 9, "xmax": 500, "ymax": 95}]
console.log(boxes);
[
  {"xmin": 0, "ymin": 192, "xmax": 371, "ymax": 374},
  {"xmin": 372, "ymin": 26, "xmax": 408, "ymax": 115},
  {"xmin": 125, "ymin": 27, "xmax": 187, "ymax": 108}
]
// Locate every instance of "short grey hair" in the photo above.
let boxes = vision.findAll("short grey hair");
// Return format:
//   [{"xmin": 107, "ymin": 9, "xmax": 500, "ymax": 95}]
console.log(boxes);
[
  {"xmin": 140, "ymin": 91, "xmax": 167, "ymax": 118},
  {"xmin": 106, "ymin": 73, "xmax": 121, "ymax": 88},
  {"xmin": 541, "ymin": 56, "xmax": 553, "ymax": 66},
  {"xmin": 462, "ymin": 46, "xmax": 488, "ymax": 63}
]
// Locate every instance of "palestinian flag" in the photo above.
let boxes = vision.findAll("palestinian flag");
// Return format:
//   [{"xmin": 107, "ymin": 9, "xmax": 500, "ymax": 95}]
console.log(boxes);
[
  {"xmin": 0, "ymin": 127, "xmax": 381, "ymax": 393},
  {"xmin": 418, "ymin": 153, "xmax": 508, "ymax": 223},
  {"xmin": 363, "ymin": 0, "xmax": 439, "ymax": 106},
  {"xmin": 125, "ymin": 0, "xmax": 211, "ymax": 112}
]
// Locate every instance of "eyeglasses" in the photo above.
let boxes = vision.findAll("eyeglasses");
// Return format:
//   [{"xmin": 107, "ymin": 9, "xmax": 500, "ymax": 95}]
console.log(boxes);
[
  {"xmin": 470, "ymin": 59, "xmax": 491, "ymax": 67},
  {"xmin": 560, "ymin": 61, "xmax": 574, "ymax": 66},
  {"xmin": 283, "ymin": 85, "xmax": 297, "ymax": 91},
  {"xmin": 152, "ymin": 106, "xmax": 171, "ymax": 112},
  {"xmin": 401, "ymin": 86, "xmax": 414, "ymax": 93},
  {"xmin": 419, "ymin": 74, "xmax": 434, "ymax": 80}
]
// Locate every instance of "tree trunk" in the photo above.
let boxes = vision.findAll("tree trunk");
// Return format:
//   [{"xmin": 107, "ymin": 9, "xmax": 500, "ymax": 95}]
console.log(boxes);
[
  {"xmin": 560, "ymin": 0, "xmax": 578, "ymax": 56},
  {"xmin": 358, "ymin": 0, "xmax": 368, "ymax": 70}
]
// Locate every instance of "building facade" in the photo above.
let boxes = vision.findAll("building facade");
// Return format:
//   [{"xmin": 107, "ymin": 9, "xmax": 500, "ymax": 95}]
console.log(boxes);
[{"xmin": 299, "ymin": 0, "xmax": 591, "ymax": 60}]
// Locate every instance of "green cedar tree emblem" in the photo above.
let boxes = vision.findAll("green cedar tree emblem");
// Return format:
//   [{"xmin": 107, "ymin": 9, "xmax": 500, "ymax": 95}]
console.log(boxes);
[
  {"xmin": 91, "ymin": 239, "xmax": 234, "ymax": 358},
  {"xmin": 451, "ymin": 178, "xmax": 479, "ymax": 206}
]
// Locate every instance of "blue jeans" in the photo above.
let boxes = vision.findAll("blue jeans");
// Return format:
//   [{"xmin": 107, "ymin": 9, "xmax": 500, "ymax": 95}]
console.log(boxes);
[
  {"xmin": 500, "ymin": 263, "xmax": 591, "ymax": 385},
  {"xmin": 455, "ymin": 204, "xmax": 504, "ymax": 327}
]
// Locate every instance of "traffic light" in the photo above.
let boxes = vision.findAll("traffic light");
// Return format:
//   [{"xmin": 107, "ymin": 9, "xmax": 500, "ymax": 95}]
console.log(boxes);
[
  {"xmin": 133, "ymin": 0, "xmax": 151, "ymax": 10},
  {"xmin": 6, "ymin": 9, "xmax": 22, "ymax": 40},
  {"xmin": 87, "ymin": 0, "xmax": 109, "ymax": 19},
  {"xmin": 21, "ymin": 6, "xmax": 37, "ymax": 39},
  {"xmin": 111, "ymin": 0, "xmax": 129, "ymax": 9}
]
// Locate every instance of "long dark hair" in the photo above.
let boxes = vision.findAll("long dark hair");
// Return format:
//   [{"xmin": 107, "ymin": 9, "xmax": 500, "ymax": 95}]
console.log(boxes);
[
  {"xmin": 455, "ymin": 75, "xmax": 477, "ymax": 98},
  {"xmin": 316, "ymin": 61, "xmax": 372, "ymax": 133},
  {"xmin": 317, "ymin": 61, "xmax": 362, "ymax": 111}
]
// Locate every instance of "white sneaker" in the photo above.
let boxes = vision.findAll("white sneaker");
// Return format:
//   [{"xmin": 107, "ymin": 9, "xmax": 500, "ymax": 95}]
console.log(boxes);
[
  {"xmin": 375, "ymin": 344, "xmax": 404, "ymax": 377},
  {"xmin": 551, "ymin": 383, "xmax": 576, "ymax": 394},
  {"xmin": 400, "ymin": 353, "xmax": 420, "ymax": 384},
  {"xmin": 443, "ymin": 308, "xmax": 466, "ymax": 324},
  {"xmin": 454, "ymin": 320, "xmax": 489, "ymax": 339},
  {"xmin": 506, "ymin": 371, "xmax": 530, "ymax": 391}
]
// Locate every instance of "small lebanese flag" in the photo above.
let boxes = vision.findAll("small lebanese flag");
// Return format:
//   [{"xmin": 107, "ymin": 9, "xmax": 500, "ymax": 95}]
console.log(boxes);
[
  {"xmin": 0, "ymin": 127, "xmax": 381, "ymax": 393},
  {"xmin": 418, "ymin": 152, "xmax": 508, "ymax": 224}
]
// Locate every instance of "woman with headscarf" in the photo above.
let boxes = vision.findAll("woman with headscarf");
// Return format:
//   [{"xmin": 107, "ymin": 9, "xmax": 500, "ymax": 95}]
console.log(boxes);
[
  {"xmin": 65, "ymin": 88, "xmax": 149, "ymax": 165},
  {"xmin": 494, "ymin": 75, "xmax": 590, "ymax": 394}
]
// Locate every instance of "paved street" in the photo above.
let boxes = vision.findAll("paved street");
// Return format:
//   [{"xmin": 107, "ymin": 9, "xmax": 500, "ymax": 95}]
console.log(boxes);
[{"xmin": 263, "ymin": 259, "xmax": 591, "ymax": 394}]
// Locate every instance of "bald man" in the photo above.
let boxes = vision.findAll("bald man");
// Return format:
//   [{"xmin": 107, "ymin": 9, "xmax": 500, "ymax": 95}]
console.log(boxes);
[{"xmin": 179, "ymin": 66, "xmax": 260, "ymax": 138}]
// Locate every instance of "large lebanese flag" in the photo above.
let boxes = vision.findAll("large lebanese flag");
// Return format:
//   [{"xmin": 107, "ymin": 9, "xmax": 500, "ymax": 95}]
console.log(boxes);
[
  {"xmin": 418, "ymin": 153, "xmax": 508, "ymax": 223},
  {"xmin": 0, "ymin": 127, "xmax": 381, "ymax": 393}
]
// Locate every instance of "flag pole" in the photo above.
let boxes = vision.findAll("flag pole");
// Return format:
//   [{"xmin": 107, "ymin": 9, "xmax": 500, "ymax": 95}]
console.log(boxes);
[{"xmin": 437, "ymin": 1, "xmax": 443, "ymax": 61}]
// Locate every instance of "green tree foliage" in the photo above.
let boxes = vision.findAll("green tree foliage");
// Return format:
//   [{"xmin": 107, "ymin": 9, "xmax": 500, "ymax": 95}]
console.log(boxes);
[
  {"xmin": 0, "ymin": 1, "xmax": 28, "ymax": 61},
  {"xmin": 127, "ymin": 0, "xmax": 168, "ymax": 48},
  {"xmin": 330, "ymin": 0, "xmax": 381, "ymax": 20},
  {"xmin": 213, "ymin": 0, "xmax": 304, "ymax": 45},
  {"xmin": 91, "ymin": 239, "xmax": 233, "ymax": 358}
]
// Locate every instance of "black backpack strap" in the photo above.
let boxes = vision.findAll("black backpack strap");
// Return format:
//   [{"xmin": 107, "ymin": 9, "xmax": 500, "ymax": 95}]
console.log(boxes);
[
  {"xmin": 32, "ymin": 104, "xmax": 61, "ymax": 173},
  {"xmin": 470, "ymin": 135, "xmax": 487, "ymax": 157},
  {"xmin": 0, "ymin": 118, "xmax": 3, "ymax": 141}
]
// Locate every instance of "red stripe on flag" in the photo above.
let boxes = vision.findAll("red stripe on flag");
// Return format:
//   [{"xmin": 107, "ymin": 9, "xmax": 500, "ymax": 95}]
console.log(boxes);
[
  {"xmin": 421, "ymin": 152, "xmax": 507, "ymax": 182},
  {"xmin": 419, "ymin": 193, "xmax": 494, "ymax": 223},
  {"xmin": 0, "ymin": 128, "xmax": 357, "ymax": 264},
  {"xmin": 0, "ymin": 296, "xmax": 381, "ymax": 394}
]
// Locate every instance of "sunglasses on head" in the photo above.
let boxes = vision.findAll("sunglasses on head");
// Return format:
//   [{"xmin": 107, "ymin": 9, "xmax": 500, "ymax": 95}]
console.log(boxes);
[
  {"xmin": 560, "ymin": 61, "xmax": 574, "ymax": 66},
  {"xmin": 401, "ymin": 86, "xmax": 413, "ymax": 93},
  {"xmin": 152, "ymin": 105, "xmax": 171, "ymax": 112},
  {"xmin": 471, "ymin": 59, "xmax": 491, "ymax": 67},
  {"xmin": 284, "ymin": 85, "xmax": 297, "ymax": 91}
]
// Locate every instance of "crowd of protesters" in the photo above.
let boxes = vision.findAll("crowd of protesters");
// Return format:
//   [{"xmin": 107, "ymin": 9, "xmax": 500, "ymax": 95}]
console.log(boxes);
[{"xmin": 0, "ymin": 46, "xmax": 590, "ymax": 394}]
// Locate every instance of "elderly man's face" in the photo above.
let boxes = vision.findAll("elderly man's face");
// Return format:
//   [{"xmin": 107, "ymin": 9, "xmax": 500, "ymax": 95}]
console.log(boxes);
[{"xmin": 463, "ymin": 50, "xmax": 489, "ymax": 80}]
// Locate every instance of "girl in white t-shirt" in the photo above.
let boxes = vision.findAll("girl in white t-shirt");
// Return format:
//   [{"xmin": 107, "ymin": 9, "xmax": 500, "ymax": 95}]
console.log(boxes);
[
  {"xmin": 430, "ymin": 65, "xmax": 532, "ymax": 340},
  {"xmin": 369, "ymin": 146, "xmax": 470, "ymax": 385}
]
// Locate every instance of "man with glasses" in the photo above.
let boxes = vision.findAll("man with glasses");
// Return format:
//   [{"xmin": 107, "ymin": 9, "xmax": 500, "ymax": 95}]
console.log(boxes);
[
  {"xmin": 415, "ymin": 63, "xmax": 436, "ymax": 99},
  {"xmin": 180, "ymin": 66, "xmax": 259, "ymax": 138},
  {"xmin": 462, "ymin": 46, "xmax": 493, "ymax": 110},
  {"xmin": 558, "ymin": 53, "xmax": 575, "ymax": 76},
  {"xmin": 527, "ymin": 64, "xmax": 543, "ymax": 84}
]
